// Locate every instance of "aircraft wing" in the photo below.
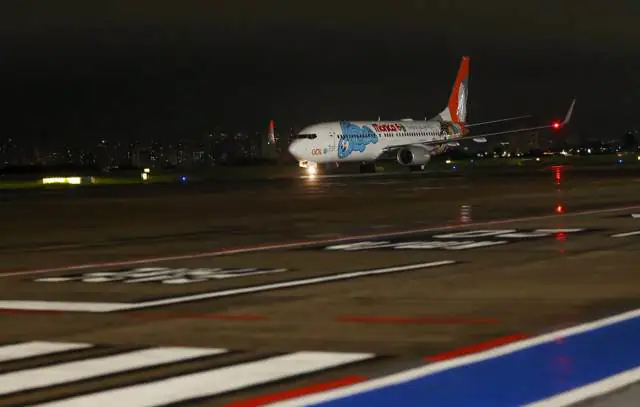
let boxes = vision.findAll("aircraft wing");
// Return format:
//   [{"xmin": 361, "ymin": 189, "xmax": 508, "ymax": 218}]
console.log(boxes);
[{"xmin": 387, "ymin": 99, "xmax": 575, "ymax": 150}]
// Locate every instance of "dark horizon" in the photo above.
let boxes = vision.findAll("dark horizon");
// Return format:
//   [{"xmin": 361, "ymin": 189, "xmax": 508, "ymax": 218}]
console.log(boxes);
[{"xmin": 1, "ymin": 0, "xmax": 638, "ymax": 147}]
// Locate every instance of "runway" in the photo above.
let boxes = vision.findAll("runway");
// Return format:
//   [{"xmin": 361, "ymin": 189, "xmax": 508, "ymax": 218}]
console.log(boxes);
[{"xmin": 0, "ymin": 166, "xmax": 638, "ymax": 406}]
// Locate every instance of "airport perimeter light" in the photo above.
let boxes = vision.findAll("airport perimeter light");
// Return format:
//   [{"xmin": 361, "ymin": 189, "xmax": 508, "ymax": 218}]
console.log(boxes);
[{"xmin": 42, "ymin": 177, "xmax": 82, "ymax": 185}]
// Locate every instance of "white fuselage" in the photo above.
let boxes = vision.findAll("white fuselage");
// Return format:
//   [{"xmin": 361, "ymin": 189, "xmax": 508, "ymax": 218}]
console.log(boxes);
[{"xmin": 288, "ymin": 120, "xmax": 462, "ymax": 166}]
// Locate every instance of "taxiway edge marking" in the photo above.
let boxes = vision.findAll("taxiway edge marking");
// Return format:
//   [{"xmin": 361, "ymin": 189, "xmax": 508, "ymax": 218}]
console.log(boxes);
[{"xmin": 265, "ymin": 308, "xmax": 640, "ymax": 406}]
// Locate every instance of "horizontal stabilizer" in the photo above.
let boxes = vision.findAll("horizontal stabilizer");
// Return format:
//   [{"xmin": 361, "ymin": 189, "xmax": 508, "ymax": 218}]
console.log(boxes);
[{"xmin": 466, "ymin": 115, "xmax": 532, "ymax": 128}]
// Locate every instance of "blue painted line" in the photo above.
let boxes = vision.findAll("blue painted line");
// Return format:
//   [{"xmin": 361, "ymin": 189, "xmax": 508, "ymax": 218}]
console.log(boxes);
[{"xmin": 311, "ymin": 315, "xmax": 640, "ymax": 407}]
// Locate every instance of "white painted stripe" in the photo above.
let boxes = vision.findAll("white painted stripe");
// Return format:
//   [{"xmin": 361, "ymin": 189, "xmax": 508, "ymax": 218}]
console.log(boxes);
[
  {"xmin": 37, "ymin": 351, "xmax": 374, "ymax": 407},
  {"xmin": 611, "ymin": 230, "xmax": 640, "ymax": 238},
  {"xmin": 0, "ymin": 301, "xmax": 128, "ymax": 312},
  {"xmin": 121, "ymin": 261, "xmax": 456, "ymax": 310},
  {"xmin": 523, "ymin": 366, "xmax": 640, "ymax": 407},
  {"xmin": 3, "ymin": 204, "xmax": 639, "ymax": 278},
  {"xmin": 0, "ymin": 341, "xmax": 92, "ymax": 363},
  {"xmin": 267, "ymin": 308, "xmax": 640, "ymax": 406},
  {"xmin": 0, "ymin": 261, "xmax": 456, "ymax": 312},
  {"xmin": 0, "ymin": 346, "xmax": 226, "ymax": 395}
]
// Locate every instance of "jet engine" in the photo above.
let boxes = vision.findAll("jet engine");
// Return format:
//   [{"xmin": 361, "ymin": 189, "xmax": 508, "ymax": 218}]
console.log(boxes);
[{"xmin": 396, "ymin": 145, "xmax": 431, "ymax": 166}]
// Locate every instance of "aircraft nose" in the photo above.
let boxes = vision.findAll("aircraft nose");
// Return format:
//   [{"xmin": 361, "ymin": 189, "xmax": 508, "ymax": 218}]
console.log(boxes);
[{"xmin": 288, "ymin": 140, "xmax": 302, "ymax": 157}]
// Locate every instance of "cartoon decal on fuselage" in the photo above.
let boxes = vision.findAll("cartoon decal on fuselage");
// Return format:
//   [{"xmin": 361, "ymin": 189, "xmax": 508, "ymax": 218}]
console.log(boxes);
[
  {"xmin": 439, "ymin": 121, "xmax": 465, "ymax": 138},
  {"xmin": 338, "ymin": 121, "xmax": 379, "ymax": 159},
  {"xmin": 430, "ymin": 121, "xmax": 465, "ymax": 155}
]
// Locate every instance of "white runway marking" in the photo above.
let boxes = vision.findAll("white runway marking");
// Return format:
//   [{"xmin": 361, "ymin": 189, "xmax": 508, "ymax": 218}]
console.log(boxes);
[
  {"xmin": 2, "ymin": 204, "xmax": 639, "ymax": 279},
  {"xmin": 0, "ymin": 341, "xmax": 92, "ymax": 363},
  {"xmin": 36, "ymin": 351, "xmax": 374, "ymax": 407},
  {"xmin": 0, "ymin": 261, "xmax": 456, "ymax": 312},
  {"xmin": 0, "ymin": 300, "xmax": 128, "ymax": 312},
  {"xmin": 0, "ymin": 347, "xmax": 226, "ymax": 396},
  {"xmin": 611, "ymin": 230, "xmax": 640, "ymax": 238}
]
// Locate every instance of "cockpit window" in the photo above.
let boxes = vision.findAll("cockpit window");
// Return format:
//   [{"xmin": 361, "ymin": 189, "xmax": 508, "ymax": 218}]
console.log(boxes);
[{"xmin": 294, "ymin": 134, "xmax": 317, "ymax": 139}]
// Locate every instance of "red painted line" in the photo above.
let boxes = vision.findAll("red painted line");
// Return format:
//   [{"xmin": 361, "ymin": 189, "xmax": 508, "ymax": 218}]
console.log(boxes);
[
  {"xmin": 337, "ymin": 315, "xmax": 499, "ymax": 325},
  {"xmin": 222, "ymin": 375, "xmax": 368, "ymax": 407},
  {"xmin": 124, "ymin": 312, "xmax": 266, "ymax": 321},
  {"xmin": 3, "ymin": 204, "xmax": 639, "ymax": 278},
  {"xmin": 425, "ymin": 333, "xmax": 529, "ymax": 362}
]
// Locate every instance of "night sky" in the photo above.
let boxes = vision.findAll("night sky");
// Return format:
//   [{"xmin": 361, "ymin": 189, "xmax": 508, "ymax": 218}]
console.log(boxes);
[{"xmin": 1, "ymin": 0, "xmax": 638, "ymax": 147}]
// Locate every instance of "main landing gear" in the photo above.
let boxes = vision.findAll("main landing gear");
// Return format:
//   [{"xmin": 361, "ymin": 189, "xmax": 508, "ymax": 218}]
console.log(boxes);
[
  {"xmin": 409, "ymin": 165, "xmax": 426, "ymax": 172},
  {"xmin": 359, "ymin": 163, "xmax": 376, "ymax": 173}
]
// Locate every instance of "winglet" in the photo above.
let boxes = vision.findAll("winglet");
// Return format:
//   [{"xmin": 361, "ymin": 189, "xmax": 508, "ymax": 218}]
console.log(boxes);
[{"xmin": 562, "ymin": 99, "xmax": 576, "ymax": 125}]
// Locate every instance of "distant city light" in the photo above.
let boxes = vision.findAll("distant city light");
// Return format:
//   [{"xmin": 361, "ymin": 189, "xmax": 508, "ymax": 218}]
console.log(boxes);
[{"xmin": 42, "ymin": 177, "xmax": 81, "ymax": 185}]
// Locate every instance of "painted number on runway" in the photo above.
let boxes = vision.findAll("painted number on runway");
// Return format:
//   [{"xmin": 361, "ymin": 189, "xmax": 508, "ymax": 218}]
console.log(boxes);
[
  {"xmin": 323, "ymin": 229, "xmax": 588, "ymax": 251},
  {"xmin": 33, "ymin": 267, "xmax": 289, "ymax": 284}
]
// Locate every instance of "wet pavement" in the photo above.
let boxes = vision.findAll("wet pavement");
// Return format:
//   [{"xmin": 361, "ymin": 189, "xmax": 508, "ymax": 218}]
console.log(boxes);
[{"xmin": 0, "ymin": 167, "xmax": 638, "ymax": 406}]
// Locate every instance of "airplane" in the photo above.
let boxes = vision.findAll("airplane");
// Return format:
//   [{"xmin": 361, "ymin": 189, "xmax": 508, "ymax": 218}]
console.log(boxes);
[
  {"xmin": 287, "ymin": 56, "xmax": 576, "ymax": 175},
  {"xmin": 267, "ymin": 119, "xmax": 276, "ymax": 144}
]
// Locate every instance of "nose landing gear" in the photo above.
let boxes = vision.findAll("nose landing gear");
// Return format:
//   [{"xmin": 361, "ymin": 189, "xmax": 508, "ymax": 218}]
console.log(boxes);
[{"xmin": 299, "ymin": 160, "xmax": 318, "ymax": 176}]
